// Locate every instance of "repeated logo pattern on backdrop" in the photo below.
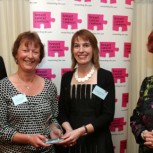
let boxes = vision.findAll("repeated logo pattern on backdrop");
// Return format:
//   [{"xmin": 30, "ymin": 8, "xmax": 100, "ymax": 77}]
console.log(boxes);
[{"xmin": 30, "ymin": 0, "xmax": 134, "ymax": 152}]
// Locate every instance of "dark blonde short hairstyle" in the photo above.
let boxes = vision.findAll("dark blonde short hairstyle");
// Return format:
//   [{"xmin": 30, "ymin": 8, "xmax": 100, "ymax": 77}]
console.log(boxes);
[
  {"xmin": 71, "ymin": 29, "xmax": 100, "ymax": 71},
  {"xmin": 12, "ymin": 31, "xmax": 44, "ymax": 63}
]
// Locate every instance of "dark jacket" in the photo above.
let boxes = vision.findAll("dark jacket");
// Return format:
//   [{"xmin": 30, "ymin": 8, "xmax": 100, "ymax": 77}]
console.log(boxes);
[
  {"xmin": 130, "ymin": 76, "xmax": 153, "ymax": 153},
  {"xmin": 0, "ymin": 56, "xmax": 7, "ymax": 80}
]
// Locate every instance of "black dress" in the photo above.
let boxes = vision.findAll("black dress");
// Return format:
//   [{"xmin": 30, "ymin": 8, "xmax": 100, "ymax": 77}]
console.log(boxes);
[{"xmin": 56, "ymin": 68, "xmax": 115, "ymax": 153}]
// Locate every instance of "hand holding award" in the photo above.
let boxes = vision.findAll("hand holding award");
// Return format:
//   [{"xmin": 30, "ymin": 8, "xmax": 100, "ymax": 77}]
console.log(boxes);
[{"xmin": 45, "ymin": 122, "xmax": 63, "ymax": 144}]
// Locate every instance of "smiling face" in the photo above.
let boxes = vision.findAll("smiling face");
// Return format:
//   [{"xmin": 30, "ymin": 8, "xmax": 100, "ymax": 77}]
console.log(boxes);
[
  {"xmin": 73, "ymin": 37, "xmax": 93, "ymax": 67},
  {"xmin": 12, "ymin": 31, "xmax": 44, "ymax": 73},
  {"xmin": 71, "ymin": 29, "xmax": 100, "ymax": 71},
  {"xmin": 16, "ymin": 40, "xmax": 40, "ymax": 73}
]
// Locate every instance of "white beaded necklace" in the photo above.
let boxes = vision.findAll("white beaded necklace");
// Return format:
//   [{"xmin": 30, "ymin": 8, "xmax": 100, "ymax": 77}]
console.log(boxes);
[{"xmin": 74, "ymin": 66, "xmax": 95, "ymax": 83}]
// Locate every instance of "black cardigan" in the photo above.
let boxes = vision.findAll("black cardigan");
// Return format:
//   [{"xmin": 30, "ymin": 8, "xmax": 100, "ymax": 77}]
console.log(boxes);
[
  {"xmin": 0, "ymin": 56, "xmax": 7, "ymax": 80},
  {"xmin": 58, "ymin": 68, "xmax": 115, "ymax": 132}
]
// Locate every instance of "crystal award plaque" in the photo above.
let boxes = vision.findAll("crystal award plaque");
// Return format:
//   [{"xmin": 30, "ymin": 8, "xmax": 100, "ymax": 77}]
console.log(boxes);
[{"xmin": 44, "ymin": 122, "xmax": 63, "ymax": 144}]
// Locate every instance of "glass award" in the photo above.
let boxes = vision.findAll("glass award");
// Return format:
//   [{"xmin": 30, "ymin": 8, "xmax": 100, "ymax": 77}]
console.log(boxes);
[{"xmin": 44, "ymin": 122, "xmax": 63, "ymax": 144}]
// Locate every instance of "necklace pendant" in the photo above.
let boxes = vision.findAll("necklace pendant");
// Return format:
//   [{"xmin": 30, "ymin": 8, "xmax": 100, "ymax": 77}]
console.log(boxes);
[
  {"xmin": 26, "ymin": 86, "xmax": 30, "ymax": 90},
  {"xmin": 17, "ymin": 73, "xmax": 35, "ymax": 90}
]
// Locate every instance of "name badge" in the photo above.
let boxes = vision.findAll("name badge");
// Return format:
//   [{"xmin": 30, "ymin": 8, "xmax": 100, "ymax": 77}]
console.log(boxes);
[
  {"xmin": 92, "ymin": 85, "xmax": 108, "ymax": 100},
  {"xmin": 12, "ymin": 94, "xmax": 28, "ymax": 106}
]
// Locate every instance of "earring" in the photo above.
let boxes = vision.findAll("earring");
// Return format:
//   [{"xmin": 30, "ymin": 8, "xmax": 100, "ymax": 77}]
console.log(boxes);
[{"xmin": 15, "ymin": 58, "xmax": 18, "ymax": 64}]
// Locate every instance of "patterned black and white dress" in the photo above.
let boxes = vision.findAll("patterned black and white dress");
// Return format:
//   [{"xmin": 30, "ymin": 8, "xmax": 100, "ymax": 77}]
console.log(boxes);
[{"xmin": 0, "ymin": 77, "xmax": 58, "ymax": 153}]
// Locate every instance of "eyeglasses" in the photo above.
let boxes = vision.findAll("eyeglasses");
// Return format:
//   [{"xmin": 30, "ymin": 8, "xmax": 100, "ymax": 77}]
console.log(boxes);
[{"xmin": 73, "ymin": 43, "xmax": 91, "ymax": 50}]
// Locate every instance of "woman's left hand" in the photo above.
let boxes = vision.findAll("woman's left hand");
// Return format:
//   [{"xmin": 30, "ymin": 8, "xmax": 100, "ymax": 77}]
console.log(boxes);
[{"xmin": 58, "ymin": 129, "xmax": 82, "ymax": 147}]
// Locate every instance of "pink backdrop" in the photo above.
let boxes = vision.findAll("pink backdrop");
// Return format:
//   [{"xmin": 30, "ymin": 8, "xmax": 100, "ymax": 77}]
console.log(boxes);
[{"xmin": 30, "ymin": 0, "xmax": 134, "ymax": 152}]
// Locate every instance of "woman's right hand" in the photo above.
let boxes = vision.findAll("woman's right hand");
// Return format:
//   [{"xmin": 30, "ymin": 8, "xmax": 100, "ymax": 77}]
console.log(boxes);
[
  {"xmin": 12, "ymin": 132, "xmax": 51, "ymax": 148},
  {"xmin": 27, "ymin": 134, "xmax": 51, "ymax": 148},
  {"xmin": 143, "ymin": 131, "xmax": 153, "ymax": 148}
]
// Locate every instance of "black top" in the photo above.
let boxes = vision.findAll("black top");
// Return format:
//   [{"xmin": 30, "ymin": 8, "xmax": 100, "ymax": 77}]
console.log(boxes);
[
  {"xmin": 57, "ymin": 68, "xmax": 115, "ymax": 153},
  {"xmin": 0, "ymin": 56, "xmax": 7, "ymax": 80}
]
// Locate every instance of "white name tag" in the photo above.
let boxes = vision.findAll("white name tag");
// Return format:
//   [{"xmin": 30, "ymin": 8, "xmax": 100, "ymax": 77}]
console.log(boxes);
[
  {"xmin": 92, "ymin": 85, "xmax": 108, "ymax": 100},
  {"xmin": 12, "ymin": 94, "xmax": 28, "ymax": 106}
]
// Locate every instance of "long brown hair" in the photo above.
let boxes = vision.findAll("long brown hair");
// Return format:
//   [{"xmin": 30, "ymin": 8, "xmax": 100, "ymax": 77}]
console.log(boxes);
[{"xmin": 71, "ymin": 29, "xmax": 100, "ymax": 71}]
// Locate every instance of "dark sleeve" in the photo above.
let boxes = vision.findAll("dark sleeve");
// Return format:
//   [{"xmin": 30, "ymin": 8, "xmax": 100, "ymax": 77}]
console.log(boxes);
[
  {"xmin": 91, "ymin": 69, "xmax": 115, "ymax": 131},
  {"xmin": 130, "ymin": 77, "xmax": 148, "ymax": 144},
  {"xmin": 58, "ymin": 72, "xmax": 72, "ymax": 124},
  {"xmin": 0, "ymin": 56, "xmax": 7, "ymax": 80}
]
